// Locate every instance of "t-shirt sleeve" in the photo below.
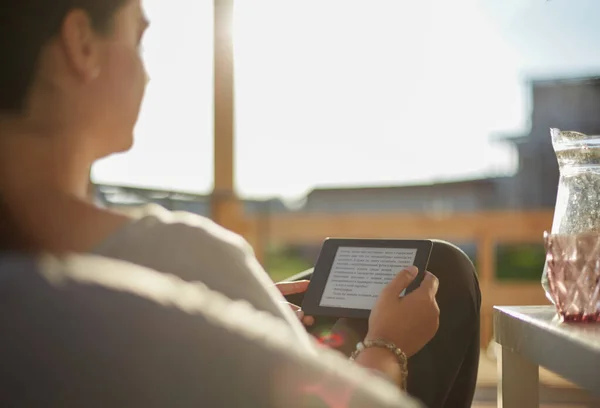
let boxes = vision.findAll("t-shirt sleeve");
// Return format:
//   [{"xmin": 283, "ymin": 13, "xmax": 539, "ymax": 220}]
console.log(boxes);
[
  {"xmin": 0, "ymin": 254, "xmax": 423, "ymax": 408},
  {"xmin": 92, "ymin": 204, "xmax": 306, "ymax": 339}
]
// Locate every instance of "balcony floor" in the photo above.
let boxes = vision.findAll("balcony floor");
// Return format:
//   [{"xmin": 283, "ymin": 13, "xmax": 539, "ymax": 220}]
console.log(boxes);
[{"xmin": 472, "ymin": 345, "xmax": 600, "ymax": 407}]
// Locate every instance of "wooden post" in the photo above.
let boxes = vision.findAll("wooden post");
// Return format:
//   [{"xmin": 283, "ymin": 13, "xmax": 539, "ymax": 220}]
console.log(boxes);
[
  {"xmin": 211, "ymin": 0, "xmax": 264, "ymax": 263},
  {"xmin": 212, "ymin": 0, "xmax": 242, "ymax": 232}
]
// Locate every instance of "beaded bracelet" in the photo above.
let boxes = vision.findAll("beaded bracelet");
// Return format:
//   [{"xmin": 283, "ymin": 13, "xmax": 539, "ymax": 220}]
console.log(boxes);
[{"xmin": 349, "ymin": 338, "xmax": 408, "ymax": 390}]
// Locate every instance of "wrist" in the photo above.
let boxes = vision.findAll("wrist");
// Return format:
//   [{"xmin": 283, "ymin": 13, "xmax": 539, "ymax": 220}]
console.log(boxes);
[
  {"xmin": 354, "ymin": 347, "xmax": 399, "ymax": 369},
  {"xmin": 366, "ymin": 331, "xmax": 411, "ymax": 357},
  {"xmin": 351, "ymin": 339, "xmax": 408, "ymax": 390},
  {"xmin": 365, "ymin": 330, "xmax": 399, "ymax": 345}
]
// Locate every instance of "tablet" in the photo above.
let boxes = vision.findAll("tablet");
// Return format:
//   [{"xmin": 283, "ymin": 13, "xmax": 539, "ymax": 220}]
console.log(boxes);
[{"xmin": 301, "ymin": 238, "xmax": 433, "ymax": 319}]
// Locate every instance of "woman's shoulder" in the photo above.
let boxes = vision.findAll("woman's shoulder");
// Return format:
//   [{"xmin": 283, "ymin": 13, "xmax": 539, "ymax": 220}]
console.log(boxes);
[
  {"xmin": 91, "ymin": 204, "xmax": 288, "ymax": 320},
  {"xmin": 102, "ymin": 203, "xmax": 254, "ymax": 258}
]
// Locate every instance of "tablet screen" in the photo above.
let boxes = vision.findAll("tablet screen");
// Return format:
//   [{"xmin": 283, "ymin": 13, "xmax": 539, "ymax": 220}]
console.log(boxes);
[{"xmin": 319, "ymin": 246, "xmax": 417, "ymax": 310}]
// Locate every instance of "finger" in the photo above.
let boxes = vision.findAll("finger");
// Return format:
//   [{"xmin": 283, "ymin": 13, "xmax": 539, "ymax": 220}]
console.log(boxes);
[
  {"xmin": 276, "ymin": 280, "xmax": 311, "ymax": 296},
  {"xmin": 302, "ymin": 315, "xmax": 315, "ymax": 326},
  {"xmin": 417, "ymin": 271, "xmax": 439, "ymax": 298},
  {"xmin": 382, "ymin": 266, "xmax": 419, "ymax": 295}
]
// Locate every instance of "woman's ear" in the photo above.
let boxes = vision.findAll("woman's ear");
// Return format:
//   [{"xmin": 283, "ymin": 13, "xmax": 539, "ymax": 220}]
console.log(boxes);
[{"xmin": 59, "ymin": 9, "xmax": 103, "ymax": 82}]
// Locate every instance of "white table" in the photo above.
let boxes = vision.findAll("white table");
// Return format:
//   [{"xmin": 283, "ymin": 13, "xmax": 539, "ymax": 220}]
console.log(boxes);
[{"xmin": 493, "ymin": 306, "xmax": 600, "ymax": 408}]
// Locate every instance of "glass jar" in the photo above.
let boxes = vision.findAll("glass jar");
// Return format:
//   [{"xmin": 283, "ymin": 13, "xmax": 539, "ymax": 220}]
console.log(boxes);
[
  {"xmin": 544, "ymin": 232, "xmax": 600, "ymax": 322},
  {"xmin": 542, "ymin": 128, "xmax": 600, "ymax": 302}
]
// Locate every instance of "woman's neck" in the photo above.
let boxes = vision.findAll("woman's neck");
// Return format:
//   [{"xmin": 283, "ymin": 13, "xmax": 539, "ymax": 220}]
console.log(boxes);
[{"xmin": 0, "ymin": 125, "xmax": 92, "ymax": 200}]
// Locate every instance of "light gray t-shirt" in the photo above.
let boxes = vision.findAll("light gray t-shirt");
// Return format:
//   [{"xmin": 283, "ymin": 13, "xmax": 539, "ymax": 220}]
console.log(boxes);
[
  {"xmin": 1, "ymin": 253, "xmax": 422, "ymax": 407},
  {"xmin": 92, "ymin": 204, "xmax": 310, "ymax": 346}
]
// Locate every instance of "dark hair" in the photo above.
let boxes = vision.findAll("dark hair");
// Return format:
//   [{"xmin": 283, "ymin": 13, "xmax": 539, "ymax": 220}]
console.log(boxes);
[{"xmin": 0, "ymin": 0, "xmax": 129, "ymax": 113}]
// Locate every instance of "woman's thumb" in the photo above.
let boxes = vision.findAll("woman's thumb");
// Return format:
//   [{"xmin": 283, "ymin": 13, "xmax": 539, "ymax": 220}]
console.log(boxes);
[{"xmin": 384, "ymin": 266, "xmax": 419, "ymax": 295}]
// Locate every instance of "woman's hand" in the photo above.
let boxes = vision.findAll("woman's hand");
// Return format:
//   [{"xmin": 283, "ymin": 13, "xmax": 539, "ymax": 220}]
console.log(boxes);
[
  {"xmin": 275, "ymin": 280, "xmax": 315, "ymax": 327},
  {"xmin": 367, "ymin": 266, "xmax": 440, "ymax": 358}
]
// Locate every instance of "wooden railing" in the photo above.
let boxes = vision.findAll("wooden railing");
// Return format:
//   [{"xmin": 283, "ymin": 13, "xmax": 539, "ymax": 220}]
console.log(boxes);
[{"xmin": 241, "ymin": 209, "xmax": 555, "ymax": 347}]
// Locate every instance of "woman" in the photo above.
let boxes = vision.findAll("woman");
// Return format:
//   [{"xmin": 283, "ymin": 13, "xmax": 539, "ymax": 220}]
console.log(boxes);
[
  {"xmin": 0, "ymin": 219, "xmax": 426, "ymax": 407},
  {"xmin": 0, "ymin": 1, "xmax": 479, "ymax": 406}
]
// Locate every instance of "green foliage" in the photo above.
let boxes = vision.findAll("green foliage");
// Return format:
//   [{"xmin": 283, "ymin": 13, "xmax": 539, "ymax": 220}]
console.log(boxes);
[
  {"xmin": 495, "ymin": 244, "xmax": 546, "ymax": 281},
  {"xmin": 265, "ymin": 245, "xmax": 313, "ymax": 283}
]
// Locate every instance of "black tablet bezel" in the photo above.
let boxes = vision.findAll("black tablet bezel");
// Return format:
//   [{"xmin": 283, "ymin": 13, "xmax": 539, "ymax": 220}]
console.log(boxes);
[{"xmin": 301, "ymin": 238, "xmax": 433, "ymax": 319}]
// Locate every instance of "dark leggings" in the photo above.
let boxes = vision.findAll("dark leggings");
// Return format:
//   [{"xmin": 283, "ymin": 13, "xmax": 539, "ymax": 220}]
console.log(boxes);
[{"xmin": 285, "ymin": 240, "xmax": 482, "ymax": 408}]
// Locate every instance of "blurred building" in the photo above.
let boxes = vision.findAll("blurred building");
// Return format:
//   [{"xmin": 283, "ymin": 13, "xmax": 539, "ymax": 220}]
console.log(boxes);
[
  {"xmin": 304, "ymin": 76, "xmax": 600, "ymax": 213},
  {"xmin": 96, "ymin": 76, "xmax": 600, "ymax": 216},
  {"xmin": 498, "ymin": 76, "xmax": 600, "ymax": 209}
]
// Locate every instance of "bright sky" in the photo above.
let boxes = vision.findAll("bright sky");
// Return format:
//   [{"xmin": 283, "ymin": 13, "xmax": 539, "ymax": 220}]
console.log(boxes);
[{"xmin": 92, "ymin": 0, "xmax": 600, "ymax": 199}]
